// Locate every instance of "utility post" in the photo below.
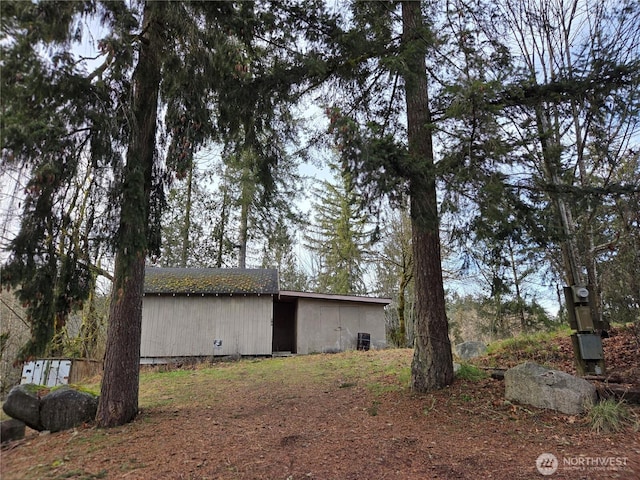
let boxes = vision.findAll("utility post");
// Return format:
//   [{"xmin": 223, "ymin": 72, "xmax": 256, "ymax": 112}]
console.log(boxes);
[{"xmin": 563, "ymin": 286, "xmax": 607, "ymax": 376}]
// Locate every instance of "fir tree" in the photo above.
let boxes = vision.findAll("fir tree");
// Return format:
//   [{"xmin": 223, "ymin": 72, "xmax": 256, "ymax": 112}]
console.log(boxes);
[
  {"xmin": 2, "ymin": 0, "xmax": 341, "ymax": 427},
  {"xmin": 305, "ymin": 163, "xmax": 371, "ymax": 295}
]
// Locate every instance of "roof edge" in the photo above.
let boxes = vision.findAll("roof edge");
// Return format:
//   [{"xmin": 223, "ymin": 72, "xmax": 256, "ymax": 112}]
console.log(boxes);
[{"xmin": 278, "ymin": 290, "xmax": 392, "ymax": 305}]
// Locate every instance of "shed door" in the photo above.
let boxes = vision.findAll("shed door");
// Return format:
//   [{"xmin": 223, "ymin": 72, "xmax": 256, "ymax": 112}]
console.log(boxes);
[{"xmin": 273, "ymin": 300, "xmax": 297, "ymax": 353}]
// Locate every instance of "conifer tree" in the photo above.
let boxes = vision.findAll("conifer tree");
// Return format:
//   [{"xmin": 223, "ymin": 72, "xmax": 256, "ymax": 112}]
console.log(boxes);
[
  {"xmin": 2, "ymin": 0, "xmax": 340, "ymax": 427},
  {"xmin": 305, "ymin": 164, "xmax": 371, "ymax": 295},
  {"xmin": 324, "ymin": 0, "xmax": 456, "ymax": 390}
]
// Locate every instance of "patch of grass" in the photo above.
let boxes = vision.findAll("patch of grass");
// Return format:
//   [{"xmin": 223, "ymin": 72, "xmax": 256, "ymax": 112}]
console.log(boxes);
[
  {"xmin": 486, "ymin": 327, "xmax": 570, "ymax": 356},
  {"xmin": 479, "ymin": 326, "xmax": 574, "ymax": 369},
  {"xmin": 585, "ymin": 398, "xmax": 636, "ymax": 434},
  {"xmin": 69, "ymin": 431, "xmax": 109, "ymax": 450},
  {"xmin": 49, "ymin": 383, "xmax": 99, "ymax": 397},
  {"xmin": 366, "ymin": 363, "xmax": 411, "ymax": 395},
  {"xmin": 455, "ymin": 363, "xmax": 487, "ymax": 381},
  {"xmin": 366, "ymin": 381, "xmax": 398, "ymax": 395},
  {"xmin": 21, "ymin": 383, "xmax": 50, "ymax": 395},
  {"xmin": 398, "ymin": 368, "xmax": 411, "ymax": 387}
]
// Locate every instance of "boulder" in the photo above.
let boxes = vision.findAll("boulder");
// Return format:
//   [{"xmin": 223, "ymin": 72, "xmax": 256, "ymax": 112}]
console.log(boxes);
[
  {"xmin": 504, "ymin": 362, "xmax": 596, "ymax": 415},
  {"xmin": 1, "ymin": 419, "xmax": 26, "ymax": 443},
  {"xmin": 3, "ymin": 384, "xmax": 98, "ymax": 433},
  {"xmin": 2, "ymin": 384, "xmax": 43, "ymax": 431},
  {"xmin": 454, "ymin": 341, "xmax": 487, "ymax": 360},
  {"xmin": 40, "ymin": 386, "xmax": 98, "ymax": 432}
]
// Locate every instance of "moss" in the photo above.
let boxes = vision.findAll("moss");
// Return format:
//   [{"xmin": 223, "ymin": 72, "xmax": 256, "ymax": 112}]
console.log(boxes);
[
  {"xmin": 144, "ymin": 268, "xmax": 279, "ymax": 295},
  {"xmin": 21, "ymin": 383, "xmax": 50, "ymax": 395},
  {"xmin": 21, "ymin": 383, "xmax": 99, "ymax": 397}
]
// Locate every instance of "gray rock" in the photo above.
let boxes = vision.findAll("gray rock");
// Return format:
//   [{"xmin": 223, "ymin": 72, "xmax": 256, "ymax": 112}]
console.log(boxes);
[
  {"xmin": 504, "ymin": 362, "xmax": 596, "ymax": 415},
  {"xmin": 1, "ymin": 419, "xmax": 26, "ymax": 443},
  {"xmin": 2, "ymin": 384, "xmax": 43, "ymax": 431},
  {"xmin": 454, "ymin": 341, "xmax": 487, "ymax": 360},
  {"xmin": 40, "ymin": 386, "xmax": 98, "ymax": 433}
]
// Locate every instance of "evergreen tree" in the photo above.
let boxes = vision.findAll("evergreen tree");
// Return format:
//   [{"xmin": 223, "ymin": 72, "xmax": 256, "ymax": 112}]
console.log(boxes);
[
  {"xmin": 490, "ymin": 0, "xmax": 640, "ymax": 330},
  {"xmin": 429, "ymin": 0, "xmax": 639, "ymax": 336},
  {"xmin": 305, "ymin": 163, "xmax": 371, "ymax": 295},
  {"xmin": 260, "ymin": 217, "xmax": 310, "ymax": 291},
  {"xmin": 1, "ymin": 0, "xmax": 339, "ymax": 427},
  {"xmin": 1, "ymin": 1, "xmax": 129, "ymax": 360},
  {"xmin": 324, "ymin": 0, "xmax": 456, "ymax": 390}
]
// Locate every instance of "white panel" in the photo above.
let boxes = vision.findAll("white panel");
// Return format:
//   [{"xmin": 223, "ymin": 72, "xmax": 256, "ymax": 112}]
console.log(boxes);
[
  {"xmin": 338, "ymin": 306, "xmax": 363, "ymax": 351},
  {"xmin": 33, "ymin": 360, "xmax": 45, "ymax": 385},
  {"xmin": 45, "ymin": 360, "xmax": 72, "ymax": 386},
  {"xmin": 296, "ymin": 299, "xmax": 387, "ymax": 354},
  {"xmin": 20, "ymin": 359, "xmax": 72, "ymax": 386},
  {"xmin": 21, "ymin": 361, "xmax": 36, "ymax": 384},
  {"xmin": 141, "ymin": 295, "xmax": 273, "ymax": 359}
]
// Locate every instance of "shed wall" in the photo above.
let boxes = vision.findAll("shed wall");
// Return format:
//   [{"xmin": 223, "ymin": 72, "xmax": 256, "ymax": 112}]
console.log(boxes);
[
  {"xmin": 296, "ymin": 298, "xmax": 386, "ymax": 354},
  {"xmin": 141, "ymin": 295, "xmax": 273, "ymax": 360}
]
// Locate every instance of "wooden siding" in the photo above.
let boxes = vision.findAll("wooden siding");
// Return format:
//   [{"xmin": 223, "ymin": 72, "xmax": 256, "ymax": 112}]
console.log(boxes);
[
  {"xmin": 296, "ymin": 298, "xmax": 387, "ymax": 354},
  {"xmin": 141, "ymin": 295, "xmax": 273, "ymax": 359}
]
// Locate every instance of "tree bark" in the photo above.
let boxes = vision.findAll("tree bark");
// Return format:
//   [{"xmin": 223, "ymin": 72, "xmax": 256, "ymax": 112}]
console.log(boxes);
[
  {"xmin": 402, "ymin": 1, "xmax": 454, "ymax": 392},
  {"xmin": 180, "ymin": 165, "xmax": 193, "ymax": 268},
  {"xmin": 397, "ymin": 270, "xmax": 409, "ymax": 346},
  {"xmin": 238, "ymin": 171, "xmax": 250, "ymax": 269},
  {"xmin": 215, "ymin": 183, "xmax": 230, "ymax": 268},
  {"xmin": 96, "ymin": 1, "xmax": 162, "ymax": 428}
]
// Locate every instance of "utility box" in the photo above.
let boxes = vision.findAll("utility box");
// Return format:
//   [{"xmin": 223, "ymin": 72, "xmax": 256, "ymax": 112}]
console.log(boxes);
[
  {"xmin": 564, "ymin": 284, "xmax": 606, "ymax": 376},
  {"xmin": 576, "ymin": 333, "xmax": 604, "ymax": 360},
  {"xmin": 569, "ymin": 286, "xmax": 590, "ymax": 304},
  {"xmin": 574, "ymin": 306, "xmax": 594, "ymax": 331},
  {"xmin": 564, "ymin": 286, "xmax": 594, "ymax": 332},
  {"xmin": 571, "ymin": 333, "xmax": 605, "ymax": 375},
  {"xmin": 21, "ymin": 358, "xmax": 102, "ymax": 387}
]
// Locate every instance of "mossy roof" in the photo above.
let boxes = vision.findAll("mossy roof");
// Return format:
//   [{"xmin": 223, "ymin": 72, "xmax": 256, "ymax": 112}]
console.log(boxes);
[{"xmin": 144, "ymin": 268, "xmax": 279, "ymax": 295}]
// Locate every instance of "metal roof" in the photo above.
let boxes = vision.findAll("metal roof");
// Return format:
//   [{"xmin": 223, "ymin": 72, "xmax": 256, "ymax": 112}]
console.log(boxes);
[
  {"xmin": 279, "ymin": 290, "xmax": 392, "ymax": 305},
  {"xmin": 144, "ymin": 268, "xmax": 279, "ymax": 295}
]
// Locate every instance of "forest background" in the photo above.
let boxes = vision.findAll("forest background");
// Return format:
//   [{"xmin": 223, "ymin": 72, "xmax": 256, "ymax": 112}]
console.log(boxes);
[{"xmin": 1, "ymin": 0, "xmax": 638, "ymax": 425}]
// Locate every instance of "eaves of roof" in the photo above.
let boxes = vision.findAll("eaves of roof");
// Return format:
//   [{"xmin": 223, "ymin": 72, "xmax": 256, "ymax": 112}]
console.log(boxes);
[{"xmin": 279, "ymin": 290, "xmax": 392, "ymax": 305}]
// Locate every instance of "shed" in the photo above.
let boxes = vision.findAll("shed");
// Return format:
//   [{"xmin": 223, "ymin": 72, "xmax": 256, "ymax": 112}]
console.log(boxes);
[{"xmin": 141, "ymin": 267, "xmax": 390, "ymax": 363}]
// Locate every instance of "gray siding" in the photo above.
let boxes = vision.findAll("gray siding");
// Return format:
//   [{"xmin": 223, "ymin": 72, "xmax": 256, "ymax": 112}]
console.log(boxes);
[
  {"xmin": 141, "ymin": 295, "xmax": 273, "ymax": 360},
  {"xmin": 296, "ymin": 298, "xmax": 386, "ymax": 354}
]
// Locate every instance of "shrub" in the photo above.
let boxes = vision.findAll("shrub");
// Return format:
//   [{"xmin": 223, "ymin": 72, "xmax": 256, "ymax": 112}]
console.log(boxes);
[
  {"xmin": 586, "ymin": 398, "xmax": 636, "ymax": 433},
  {"xmin": 455, "ymin": 363, "xmax": 487, "ymax": 381}
]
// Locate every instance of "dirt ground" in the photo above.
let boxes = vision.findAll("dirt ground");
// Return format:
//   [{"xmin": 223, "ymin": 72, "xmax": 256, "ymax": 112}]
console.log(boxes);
[{"xmin": 2, "ymin": 328, "xmax": 639, "ymax": 480}]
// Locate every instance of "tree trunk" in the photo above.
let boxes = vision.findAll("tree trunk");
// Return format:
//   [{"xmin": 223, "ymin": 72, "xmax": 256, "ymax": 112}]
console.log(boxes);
[
  {"xmin": 397, "ymin": 271, "xmax": 409, "ymax": 346},
  {"xmin": 534, "ymin": 105, "xmax": 583, "ymax": 287},
  {"xmin": 238, "ymin": 189, "xmax": 249, "ymax": 269},
  {"xmin": 96, "ymin": 1, "xmax": 162, "ymax": 428},
  {"xmin": 180, "ymin": 165, "xmax": 193, "ymax": 268},
  {"xmin": 402, "ymin": 1, "xmax": 454, "ymax": 392},
  {"xmin": 507, "ymin": 239, "xmax": 527, "ymax": 331},
  {"xmin": 79, "ymin": 268, "xmax": 100, "ymax": 358},
  {"xmin": 215, "ymin": 183, "xmax": 230, "ymax": 268},
  {"xmin": 238, "ymin": 163, "xmax": 252, "ymax": 269}
]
